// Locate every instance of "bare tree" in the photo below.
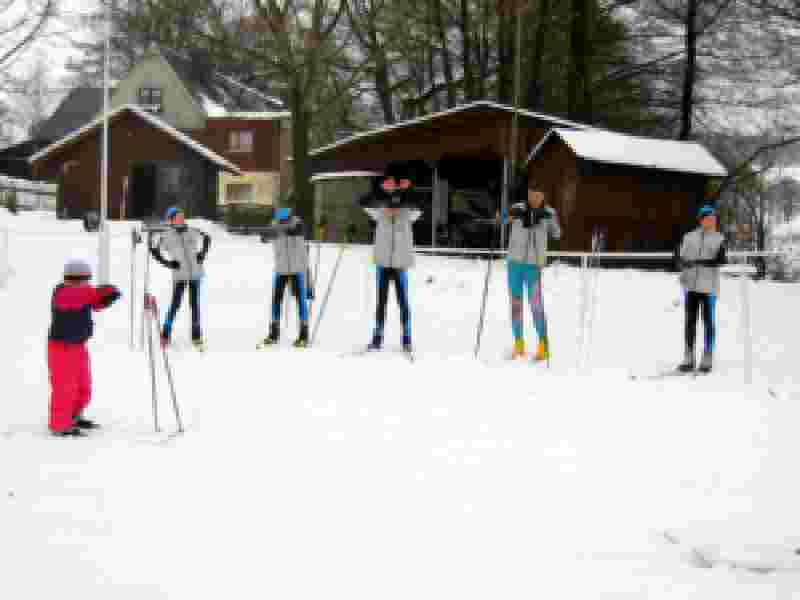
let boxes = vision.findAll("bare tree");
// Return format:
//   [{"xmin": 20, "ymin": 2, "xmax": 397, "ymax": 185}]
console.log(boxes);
[{"xmin": 13, "ymin": 54, "xmax": 57, "ymax": 138}]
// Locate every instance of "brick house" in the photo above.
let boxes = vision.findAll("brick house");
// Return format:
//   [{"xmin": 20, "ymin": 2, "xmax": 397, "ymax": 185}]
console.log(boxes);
[{"xmin": 30, "ymin": 46, "xmax": 290, "ymax": 220}]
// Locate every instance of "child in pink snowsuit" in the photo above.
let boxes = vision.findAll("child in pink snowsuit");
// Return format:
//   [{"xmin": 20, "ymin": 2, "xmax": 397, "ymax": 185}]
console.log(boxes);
[{"xmin": 48, "ymin": 259, "xmax": 121, "ymax": 436}]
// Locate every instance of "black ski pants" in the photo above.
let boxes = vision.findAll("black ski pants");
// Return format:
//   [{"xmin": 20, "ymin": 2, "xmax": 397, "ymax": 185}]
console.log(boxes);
[
  {"xmin": 163, "ymin": 279, "xmax": 202, "ymax": 341},
  {"xmin": 374, "ymin": 266, "xmax": 411, "ymax": 339},
  {"xmin": 684, "ymin": 291, "xmax": 717, "ymax": 353}
]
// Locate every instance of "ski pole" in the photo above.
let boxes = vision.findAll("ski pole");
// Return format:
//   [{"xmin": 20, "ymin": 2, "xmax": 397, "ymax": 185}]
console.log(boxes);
[
  {"xmin": 141, "ymin": 231, "xmax": 153, "ymax": 351},
  {"xmin": 144, "ymin": 292, "xmax": 160, "ymax": 432},
  {"xmin": 309, "ymin": 243, "xmax": 346, "ymax": 347},
  {"xmin": 474, "ymin": 223, "xmax": 499, "ymax": 358},
  {"xmin": 130, "ymin": 227, "xmax": 138, "ymax": 350},
  {"xmin": 474, "ymin": 249, "xmax": 494, "ymax": 358},
  {"xmin": 153, "ymin": 296, "xmax": 183, "ymax": 432},
  {"xmin": 536, "ymin": 265, "xmax": 550, "ymax": 369}
]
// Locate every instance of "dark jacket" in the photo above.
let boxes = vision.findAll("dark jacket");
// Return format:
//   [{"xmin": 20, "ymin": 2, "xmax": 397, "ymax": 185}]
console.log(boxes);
[{"xmin": 48, "ymin": 283, "xmax": 121, "ymax": 344}]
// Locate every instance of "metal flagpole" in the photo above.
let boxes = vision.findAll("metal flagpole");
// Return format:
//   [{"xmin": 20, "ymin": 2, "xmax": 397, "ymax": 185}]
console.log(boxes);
[
  {"xmin": 97, "ymin": 0, "xmax": 111, "ymax": 283},
  {"xmin": 501, "ymin": 0, "xmax": 525, "ymax": 249}
]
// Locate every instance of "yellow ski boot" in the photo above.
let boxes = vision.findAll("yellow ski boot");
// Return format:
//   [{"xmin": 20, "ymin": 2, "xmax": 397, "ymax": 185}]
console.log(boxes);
[
  {"xmin": 511, "ymin": 338, "xmax": 526, "ymax": 359},
  {"xmin": 533, "ymin": 339, "xmax": 549, "ymax": 362}
]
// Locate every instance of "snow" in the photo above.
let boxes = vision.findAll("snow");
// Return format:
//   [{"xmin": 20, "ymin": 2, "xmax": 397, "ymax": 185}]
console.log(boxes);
[
  {"xmin": 2, "ymin": 209, "xmax": 800, "ymax": 598},
  {"xmin": 310, "ymin": 171, "xmax": 384, "ymax": 182},
  {"xmin": 528, "ymin": 129, "xmax": 729, "ymax": 177},
  {"xmin": 198, "ymin": 93, "xmax": 228, "ymax": 117}
]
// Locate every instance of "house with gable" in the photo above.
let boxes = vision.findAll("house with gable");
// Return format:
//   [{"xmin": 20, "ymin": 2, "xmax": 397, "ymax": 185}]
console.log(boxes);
[{"xmin": 30, "ymin": 46, "xmax": 291, "ymax": 220}]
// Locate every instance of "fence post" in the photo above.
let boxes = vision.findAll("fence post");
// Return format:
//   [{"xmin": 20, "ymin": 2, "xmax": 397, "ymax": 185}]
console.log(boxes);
[
  {"xmin": 576, "ymin": 253, "xmax": 588, "ymax": 371},
  {"xmin": 0, "ymin": 227, "xmax": 8, "ymax": 289},
  {"xmin": 741, "ymin": 257, "xmax": 753, "ymax": 385}
]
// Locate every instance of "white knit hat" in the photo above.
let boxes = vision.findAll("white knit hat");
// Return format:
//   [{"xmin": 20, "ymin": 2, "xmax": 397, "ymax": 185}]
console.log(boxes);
[{"xmin": 64, "ymin": 259, "xmax": 92, "ymax": 278}]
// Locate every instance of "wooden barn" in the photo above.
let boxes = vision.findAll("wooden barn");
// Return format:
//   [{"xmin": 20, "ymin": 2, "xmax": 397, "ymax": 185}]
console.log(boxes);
[
  {"xmin": 525, "ymin": 128, "xmax": 728, "ymax": 252},
  {"xmin": 310, "ymin": 100, "xmax": 587, "ymax": 247},
  {"xmin": 29, "ymin": 46, "xmax": 289, "ymax": 220},
  {"xmin": 310, "ymin": 101, "xmax": 727, "ymax": 251}
]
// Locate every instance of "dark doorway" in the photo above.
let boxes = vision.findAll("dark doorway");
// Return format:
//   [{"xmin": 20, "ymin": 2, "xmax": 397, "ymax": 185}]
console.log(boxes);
[{"xmin": 128, "ymin": 163, "xmax": 157, "ymax": 219}]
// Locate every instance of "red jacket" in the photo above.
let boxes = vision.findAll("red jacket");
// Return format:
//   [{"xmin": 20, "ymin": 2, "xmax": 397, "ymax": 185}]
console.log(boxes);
[{"xmin": 48, "ymin": 284, "xmax": 121, "ymax": 344}]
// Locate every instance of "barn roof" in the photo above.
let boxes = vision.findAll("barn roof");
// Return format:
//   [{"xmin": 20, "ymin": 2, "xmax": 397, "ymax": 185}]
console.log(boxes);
[
  {"xmin": 527, "ymin": 128, "xmax": 728, "ymax": 177},
  {"xmin": 310, "ymin": 101, "xmax": 589, "ymax": 158},
  {"xmin": 29, "ymin": 104, "xmax": 242, "ymax": 174}
]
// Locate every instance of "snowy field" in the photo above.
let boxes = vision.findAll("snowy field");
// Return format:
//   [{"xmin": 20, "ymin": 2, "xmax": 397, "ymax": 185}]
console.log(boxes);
[{"xmin": 2, "ymin": 209, "xmax": 800, "ymax": 598}]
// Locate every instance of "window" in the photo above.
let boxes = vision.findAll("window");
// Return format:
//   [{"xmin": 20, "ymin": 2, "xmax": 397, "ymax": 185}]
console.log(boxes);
[
  {"xmin": 226, "ymin": 182, "xmax": 255, "ymax": 204},
  {"xmin": 138, "ymin": 87, "xmax": 163, "ymax": 113},
  {"xmin": 229, "ymin": 130, "xmax": 254, "ymax": 153}
]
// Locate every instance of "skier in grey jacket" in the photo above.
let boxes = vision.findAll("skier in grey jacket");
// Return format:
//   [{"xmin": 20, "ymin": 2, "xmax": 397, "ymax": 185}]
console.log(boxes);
[
  {"xmin": 678, "ymin": 204, "xmax": 727, "ymax": 372},
  {"xmin": 359, "ymin": 163, "xmax": 423, "ymax": 352},
  {"xmin": 498, "ymin": 181, "xmax": 561, "ymax": 361},
  {"xmin": 257, "ymin": 207, "xmax": 310, "ymax": 348},
  {"xmin": 149, "ymin": 206, "xmax": 211, "ymax": 349}
]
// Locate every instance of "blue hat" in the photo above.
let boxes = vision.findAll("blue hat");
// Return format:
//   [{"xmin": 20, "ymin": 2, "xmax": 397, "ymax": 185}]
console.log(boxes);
[
  {"xmin": 164, "ymin": 206, "xmax": 183, "ymax": 221},
  {"xmin": 697, "ymin": 205, "xmax": 716, "ymax": 218},
  {"xmin": 275, "ymin": 207, "xmax": 291, "ymax": 221}
]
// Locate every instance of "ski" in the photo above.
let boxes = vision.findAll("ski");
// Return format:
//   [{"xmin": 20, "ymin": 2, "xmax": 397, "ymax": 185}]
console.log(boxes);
[
  {"xmin": 629, "ymin": 368, "xmax": 705, "ymax": 381},
  {"xmin": 340, "ymin": 346, "xmax": 415, "ymax": 362}
]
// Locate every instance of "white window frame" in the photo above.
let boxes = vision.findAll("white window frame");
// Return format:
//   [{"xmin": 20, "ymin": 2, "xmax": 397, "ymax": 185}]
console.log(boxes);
[
  {"xmin": 229, "ymin": 130, "xmax": 254, "ymax": 153},
  {"xmin": 138, "ymin": 86, "xmax": 163, "ymax": 113}
]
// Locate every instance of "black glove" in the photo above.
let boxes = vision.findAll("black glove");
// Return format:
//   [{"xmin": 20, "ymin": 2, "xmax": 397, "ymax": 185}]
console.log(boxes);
[
  {"xmin": 196, "ymin": 252, "xmax": 206, "ymax": 264},
  {"xmin": 531, "ymin": 207, "xmax": 549, "ymax": 224},
  {"xmin": 168, "ymin": 260, "xmax": 180, "ymax": 270},
  {"xmin": 96, "ymin": 285, "xmax": 122, "ymax": 308}
]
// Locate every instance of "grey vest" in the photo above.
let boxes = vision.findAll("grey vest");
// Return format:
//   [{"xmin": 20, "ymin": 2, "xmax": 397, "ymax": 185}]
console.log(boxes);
[
  {"xmin": 272, "ymin": 218, "xmax": 308, "ymax": 274},
  {"xmin": 507, "ymin": 205, "xmax": 561, "ymax": 267},
  {"xmin": 156, "ymin": 227, "xmax": 206, "ymax": 282},
  {"xmin": 679, "ymin": 227, "xmax": 725, "ymax": 295},
  {"xmin": 364, "ymin": 207, "xmax": 422, "ymax": 270}
]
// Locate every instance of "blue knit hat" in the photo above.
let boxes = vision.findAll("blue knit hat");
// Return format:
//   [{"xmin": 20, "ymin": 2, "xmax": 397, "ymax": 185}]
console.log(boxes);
[
  {"xmin": 275, "ymin": 207, "xmax": 291, "ymax": 221},
  {"xmin": 164, "ymin": 206, "xmax": 183, "ymax": 221},
  {"xmin": 697, "ymin": 204, "xmax": 716, "ymax": 218}
]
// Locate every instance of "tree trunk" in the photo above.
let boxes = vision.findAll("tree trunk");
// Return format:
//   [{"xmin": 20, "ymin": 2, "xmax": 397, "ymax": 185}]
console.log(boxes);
[
  {"xmin": 433, "ymin": 0, "xmax": 456, "ymax": 107},
  {"xmin": 497, "ymin": 14, "xmax": 511, "ymax": 103},
  {"xmin": 568, "ymin": 0, "xmax": 590, "ymax": 121},
  {"xmin": 290, "ymin": 83, "xmax": 313, "ymax": 226},
  {"xmin": 679, "ymin": 0, "xmax": 698, "ymax": 140},
  {"xmin": 374, "ymin": 51, "xmax": 395, "ymax": 124},
  {"xmin": 459, "ymin": 0, "xmax": 475, "ymax": 100},
  {"xmin": 526, "ymin": 0, "xmax": 551, "ymax": 111}
]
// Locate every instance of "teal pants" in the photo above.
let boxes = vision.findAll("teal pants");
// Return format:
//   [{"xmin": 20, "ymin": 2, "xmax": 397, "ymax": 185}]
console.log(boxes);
[{"xmin": 507, "ymin": 260, "xmax": 546, "ymax": 342}]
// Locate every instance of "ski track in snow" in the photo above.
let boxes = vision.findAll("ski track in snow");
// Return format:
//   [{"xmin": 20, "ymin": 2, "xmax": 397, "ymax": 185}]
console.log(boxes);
[{"xmin": 2, "ymin": 210, "xmax": 800, "ymax": 598}]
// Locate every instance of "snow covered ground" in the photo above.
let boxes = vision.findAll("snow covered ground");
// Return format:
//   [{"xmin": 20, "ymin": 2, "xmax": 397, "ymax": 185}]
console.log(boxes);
[{"xmin": 2, "ymin": 209, "xmax": 800, "ymax": 598}]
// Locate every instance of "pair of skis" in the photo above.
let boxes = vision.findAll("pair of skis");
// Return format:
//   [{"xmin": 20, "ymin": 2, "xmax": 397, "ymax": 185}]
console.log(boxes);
[
  {"xmin": 629, "ymin": 367, "xmax": 711, "ymax": 381},
  {"xmin": 340, "ymin": 346, "xmax": 415, "ymax": 363}
]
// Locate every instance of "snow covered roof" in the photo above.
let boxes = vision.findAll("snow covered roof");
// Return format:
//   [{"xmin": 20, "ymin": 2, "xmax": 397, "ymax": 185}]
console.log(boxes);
[
  {"xmin": 29, "ymin": 105, "xmax": 242, "ymax": 175},
  {"xmin": 160, "ymin": 48, "xmax": 285, "ymax": 115},
  {"xmin": 772, "ymin": 215, "xmax": 800, "ymax": 240},
  {"xmin": 310, "ymin": 171, "xmax": 384, "ymax": 183},
  {"xmin": 0, "ymin": 174, "xmax": 56, "ymax": 193},
  {"xmin": 527, "ymin": 128, "xmax": 728, "ymax": 177},
  {"xmin": 310, "ymin": 101, "xmax": 590, "ymax": 157}
]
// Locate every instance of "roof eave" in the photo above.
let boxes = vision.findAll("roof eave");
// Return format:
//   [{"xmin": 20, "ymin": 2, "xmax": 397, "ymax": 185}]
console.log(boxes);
[{"xmin": 310, "ymin": 101, "xmax": 589, "ymax": 158}]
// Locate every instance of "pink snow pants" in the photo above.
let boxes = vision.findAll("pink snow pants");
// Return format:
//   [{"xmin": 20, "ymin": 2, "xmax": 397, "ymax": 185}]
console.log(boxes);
[{"xmin": 48, "ymin": 340, "xmax": 91, "ymax": 432}]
